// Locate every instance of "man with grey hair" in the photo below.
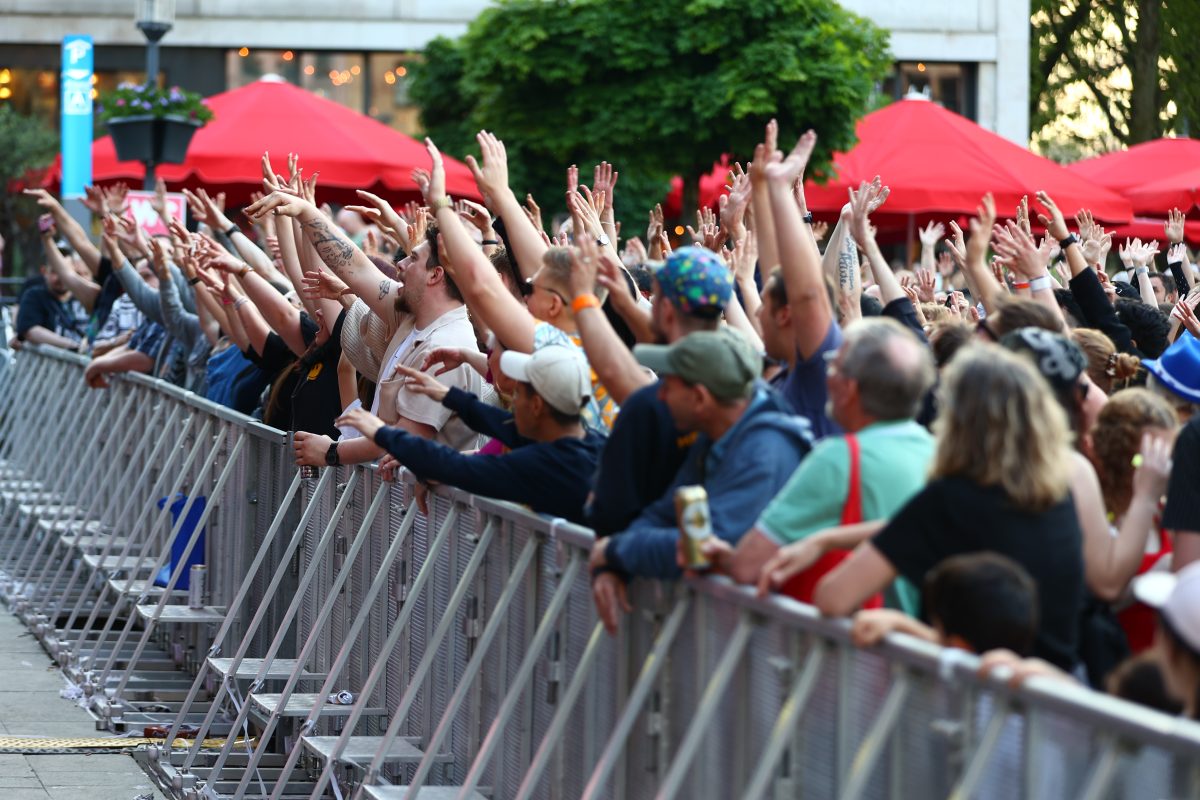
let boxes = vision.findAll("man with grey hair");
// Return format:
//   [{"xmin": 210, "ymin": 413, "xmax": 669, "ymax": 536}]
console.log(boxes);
[{"xmin": 699, "ymin": 317, "xmax": 937, "ymax": 614}]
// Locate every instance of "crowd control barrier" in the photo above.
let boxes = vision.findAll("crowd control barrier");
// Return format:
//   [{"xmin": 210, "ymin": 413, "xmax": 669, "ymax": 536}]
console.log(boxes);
[{"xmin": 1, "ymin": 344, "xmax": 1199, "ymax": 800}]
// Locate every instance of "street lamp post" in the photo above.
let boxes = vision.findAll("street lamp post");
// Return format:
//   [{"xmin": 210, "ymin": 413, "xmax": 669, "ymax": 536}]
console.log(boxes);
[{"xmin": 135, "ymin": 0, "xmax": 175, "ymax": 189}]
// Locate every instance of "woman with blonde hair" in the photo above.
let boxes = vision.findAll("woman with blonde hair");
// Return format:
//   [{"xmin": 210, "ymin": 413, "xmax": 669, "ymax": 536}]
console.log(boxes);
[
  {"xmin": 1071, "ymin": 327, "xmax": 1140, "ymax": 395},
  {"xmin": 815, "ymin": 345, "xmax": 1086, "ymax": 670}
]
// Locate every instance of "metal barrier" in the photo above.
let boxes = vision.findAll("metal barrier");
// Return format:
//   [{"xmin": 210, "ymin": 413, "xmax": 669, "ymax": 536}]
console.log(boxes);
[{"xmin": 1, "ymin": 344, "xmax": 1199, "ymax": 800}]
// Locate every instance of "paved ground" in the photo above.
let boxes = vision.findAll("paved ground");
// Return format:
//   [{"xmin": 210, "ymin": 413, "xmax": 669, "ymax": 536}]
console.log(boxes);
[{"xmin": 0, "ymin": 612, "xmax": 163, "ymax": 800}]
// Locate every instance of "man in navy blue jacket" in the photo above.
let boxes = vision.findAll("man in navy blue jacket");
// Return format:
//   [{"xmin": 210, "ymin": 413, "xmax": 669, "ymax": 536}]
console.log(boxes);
[
  {"xmin": 336, "ymin": 344, "xmax": 603, "ymax": 524},
  {"xmin": 588, "ymin": 327, "xmax": 813, "ymax": 632}
]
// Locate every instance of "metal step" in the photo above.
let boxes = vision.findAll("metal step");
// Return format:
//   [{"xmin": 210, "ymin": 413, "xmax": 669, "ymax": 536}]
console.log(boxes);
[
  {"xmin": 136, "ymin": 604, "xmax": 226, "ymax": 623},
  {"xmin": 83, "ymin": 554, "xmax": 160, "ymax": 571},
  {"xmin": 43, "ymin": 521, "xmax": 109, "ymax": 538},
  {"xmin": 17, "ymin": 503, "xmax": 84, "ymax": 517},
  {"xmin": 249, "ymin": 693, "xmax": 387, "ymax": 718},
  {"xmin": 302, "ymin": 735, "xmax": 441, "ymax": 765},
  {"xmin": 361, "ymin": 787, "xmax": 488, "ymax": 800},
  {"xmin": 109, "ymin": 577, "xmax": 187, "ymax": 597},
  {"xmin": 208, "ymin": 657, "xmax": 327, "ymax": 681}
]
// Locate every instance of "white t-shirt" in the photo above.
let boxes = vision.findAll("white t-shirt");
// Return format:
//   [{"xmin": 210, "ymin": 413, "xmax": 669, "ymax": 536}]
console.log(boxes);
[{"xmin": 369, "ymin": 324, "xmax": 426, "ymax": 416}]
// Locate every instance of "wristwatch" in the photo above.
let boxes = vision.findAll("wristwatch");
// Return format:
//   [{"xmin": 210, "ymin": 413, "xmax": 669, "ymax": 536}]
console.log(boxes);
[
  {"xmin": 1058, "ymin": 233, "xmax": 1079, "ymax": 250},
  {"xmin": 325, "ymin": 441, "xmax": 340, "ymax": 467},
  {"xmin": 596, "ymin": 233, "xmax": 611, "ymax": 247}
]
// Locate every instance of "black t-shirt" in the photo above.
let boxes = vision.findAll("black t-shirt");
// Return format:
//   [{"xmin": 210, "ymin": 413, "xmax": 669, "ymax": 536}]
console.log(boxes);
[
  {"xmin": 261, "ymin": 311, "xmax": 344, "ymax": 438},
  {"xmin": 15, "ymin": 283, "xmax": 85, "ymax": 342},
  {"xmin": 1163, "ymin": 414, "xmax": 1200, "ymax": 534},
  {"xmin": 585, "ymin": 381, "xmax": 693, "ymax": 538},
  {"xmin": 872, "ymin": 476, "xmax": 1084, "ymax": 670}
]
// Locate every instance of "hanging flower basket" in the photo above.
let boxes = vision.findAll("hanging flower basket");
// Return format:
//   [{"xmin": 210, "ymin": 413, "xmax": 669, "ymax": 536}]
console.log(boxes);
[
  {"xmin": 107, "ymin": 115, "xmax": 156, "ymax": 162},
  {"xmin": 157, "ymin": 115, "xmax": 203, "ymax": 164}
]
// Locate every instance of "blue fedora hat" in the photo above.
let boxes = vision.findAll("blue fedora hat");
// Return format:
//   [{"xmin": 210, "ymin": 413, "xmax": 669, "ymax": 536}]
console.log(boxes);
[{"xmin": 1142, "ymin": 333, "xmax": 1200, "ymax": 405}]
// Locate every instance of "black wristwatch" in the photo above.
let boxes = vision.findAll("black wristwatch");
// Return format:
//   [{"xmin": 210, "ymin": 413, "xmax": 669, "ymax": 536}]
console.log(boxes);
[
  {"xmin": 324, "ymin": 441, "xmax": 340, "ymax": 467},
  {"xmin": 1059, "ymin": 233, "xmax": 1079, "ymax": 250},
  {"xmin": 802, "ymin": 212, "xmax": 814, "ymax": 224},
  {"xmin": 224, "ymin": 224, "xmax": 240, "ymax": 239}
]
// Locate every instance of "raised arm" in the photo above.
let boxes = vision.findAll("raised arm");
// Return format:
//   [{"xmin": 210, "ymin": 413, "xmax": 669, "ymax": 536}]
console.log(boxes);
[
  {"xmin": 413, "ymin": 138, "xmax": 538, "ymax": 353},
  {"xmin": 185, "ymin": 187, "xmax": 290, "ymax": 287},
  {"xmin": 566, "ymin": 237, "xmax": 652, "ymax": 405},
  {"xmin": 202, "ymin": 239, "xmax": 307, "ymax": 356},
  {"xmin": 748, "ymin": 121, "xmax": 781, "ymax": 279},
  {"xmin": 961, "ymin": 194, "xmax": 1003, "ymax": 315},
  {"xmin": 991, "ymin": 220, "xmax": 1065, "ymax": 328},
  {"xmin": 848, "ymin": 182, "xmax": 905, "ymax": 306},
  {"xmin": 40, "ymin": 221, "xmax": 99, "ymax": 310},
  {"xmin": 763, "ymin": 128, "xmax": 831, "ymax": 360},
  {"xmin": 466, "ymin": 130, "xmax": 549, "ymax": 280},
  {"xmin": 23, "ymin": 189, "xmax": 101, "ymax": 274}
]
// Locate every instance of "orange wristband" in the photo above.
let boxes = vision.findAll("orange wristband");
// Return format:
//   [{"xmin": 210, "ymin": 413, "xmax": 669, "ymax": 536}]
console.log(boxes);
[{"xmin": 571, "ymin": 293, "xmax": 601, "ymax": 314}]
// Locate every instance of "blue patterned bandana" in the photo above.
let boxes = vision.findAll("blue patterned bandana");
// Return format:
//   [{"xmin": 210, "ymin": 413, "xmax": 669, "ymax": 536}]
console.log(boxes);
[{"xmin": 653, "ymin": 246, "xmax": 733, "ymax": 318}]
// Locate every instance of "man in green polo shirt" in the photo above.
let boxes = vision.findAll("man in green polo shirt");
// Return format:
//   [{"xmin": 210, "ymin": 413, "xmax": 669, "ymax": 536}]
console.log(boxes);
[{"xmin": 700, "ymin": 317, "xmax": 937, "ymax": 614}]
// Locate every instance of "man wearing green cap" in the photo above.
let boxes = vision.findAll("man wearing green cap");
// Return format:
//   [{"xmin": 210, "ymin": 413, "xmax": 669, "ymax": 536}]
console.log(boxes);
[{"xmin": 588, "ymin": 326, "xmax": 812, "ymax": 625}]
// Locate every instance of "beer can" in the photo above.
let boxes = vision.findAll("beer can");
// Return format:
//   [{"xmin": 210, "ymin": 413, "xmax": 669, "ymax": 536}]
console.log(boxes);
[
  {"xmin": 674, "ymin": 485, "xmax": 714, "ymax": 570},
  {"xmin": 188, "ymin": 564, "xmax": 206, "ymax": 609}
]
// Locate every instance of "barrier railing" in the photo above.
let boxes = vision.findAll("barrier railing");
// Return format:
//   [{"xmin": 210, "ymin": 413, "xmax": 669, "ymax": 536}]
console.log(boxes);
[{"xmin": 2, "ymin": 343, "xmax": 1199, "ymax": 800}]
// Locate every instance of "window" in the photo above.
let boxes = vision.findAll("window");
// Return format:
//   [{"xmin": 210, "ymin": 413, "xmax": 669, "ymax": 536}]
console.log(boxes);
[
  {"xmin": 882, "ymin": 62, "xmax": 977, "ymax": 121},
  {"xmin": 225, "ymin": 49, "xmax": 420, "ymax": 135}
]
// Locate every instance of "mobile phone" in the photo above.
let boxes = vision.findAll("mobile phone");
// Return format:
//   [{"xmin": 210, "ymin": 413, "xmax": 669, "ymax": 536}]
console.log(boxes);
[{"xmin": 38, "ymin": 215, "xmax": 55, "ymax": 234}]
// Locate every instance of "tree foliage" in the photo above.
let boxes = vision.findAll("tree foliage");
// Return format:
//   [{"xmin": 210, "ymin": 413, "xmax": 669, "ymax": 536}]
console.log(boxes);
[
  {"xmin": 0, "ymin": 105, "xmax": 58, "ymax": 277},
  {"xmin": 410, "ymin": 0, "xmax": 890, "ymax": 226},
  {"xmin": 1031, "ymin": 0, "xmax": 1200, "ymax": 159}
]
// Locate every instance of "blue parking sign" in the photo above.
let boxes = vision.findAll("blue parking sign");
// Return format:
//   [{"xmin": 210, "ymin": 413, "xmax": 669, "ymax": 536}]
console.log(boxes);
[{"xmin": 61, "ymin": 35, "xmax": 93, "ymax": 198}]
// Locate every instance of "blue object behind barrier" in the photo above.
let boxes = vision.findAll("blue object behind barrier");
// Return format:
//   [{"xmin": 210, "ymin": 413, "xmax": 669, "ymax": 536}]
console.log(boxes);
[{"xmin": 153, "ymin": 494, "xmax": 206, "ymax": 590}]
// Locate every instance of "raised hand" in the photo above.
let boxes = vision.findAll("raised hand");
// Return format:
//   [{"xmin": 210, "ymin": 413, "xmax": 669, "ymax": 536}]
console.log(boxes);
[
  {"xmin": 301, "ymin": 268, "xmax": 351, "ymax": 302},
  {"xmin": 967, "ymin": 193, "xmax": 997, "ymax": 264},
  {"xmin": 1015, "ymin": 195, "xmax": 1031, "ymax": 236},
  {"xmin": 945, "ymin": 221, "xmax": 967, "ymax": 268},
  {"xmin": 1166, "ymin": 208, "xmax": 1187, "ymax": 245},
  {"xmin": 591, "ymin": 161, "xmax": 618, "ymax": 215},
  {"xmin": 748, "ymin": 119, "xmax": 780, "ymax": 186},
  {"xmin": 1172, "ymin": 295, "xmax": 1200, "ymax": 338},
  {"xmin": 992, "ymin": 221, "xmax": 1046, "ymax": 280},
  {"xmin": 810, "ymin": 220, "xmax": 829, "ymax": 243},
  {"xmin": 1132, "ymin": 432, "xmax": 1173, "ymax": 502},
  {"xmin": 523, "ymin": 193, "xmax": 544, "ymax": 233},
  {"xmin": 915, "ymin": 267, "xmax": 936, "ymax": 303},
  {"xmin": 456, "ymin": 198, "xmax": 494, "ymax": 237},
  {"xmin": 1075, "ymin": 208, "xmax": 1096, "ymax": 242},
  {"xmin": 727, "ymin": 228, "xmax": 758, "ymax": 285},
  {"xmin": 244, "ymin": 186, "xmax": 310, "ymax": 220},
  {"xmin": 1034, "ymin": 190, "xmax": 1069, "ymax": 240},
  {"xmin": 646, "ymin": 203, "xmax": 665, "ymax": 259},
  {"xmin": 763, "ymin": 129, "xmax": 817, "ymax": 186},
  {"xmin": 621, "ymin": 235, "xmax": 648, "ymax": 267},
  {"xmin": 918, "ymin": 221, "xmax": 945, "ymax": 248},
  {"xmin": 150, "ymin": 176, "xmax": 168, "ymax": 218},
  {"xmin": 465, "ymin": 130, "xmax": 510, "ymax": 205},
  {"xmin": 412, "ymin": 137, "xmax": 448, "ymax": 207}
]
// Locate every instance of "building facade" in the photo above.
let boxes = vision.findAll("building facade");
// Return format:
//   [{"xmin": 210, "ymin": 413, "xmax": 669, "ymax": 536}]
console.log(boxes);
[{"xmin": 0, "ymin": 0, "xmax": 1029, "ymax": 143}]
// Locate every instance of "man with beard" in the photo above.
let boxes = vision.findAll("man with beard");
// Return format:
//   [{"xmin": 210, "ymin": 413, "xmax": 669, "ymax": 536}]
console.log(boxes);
[{"xmin": 248, "ymin": 185, "xmax": 483, "ymax": 468}]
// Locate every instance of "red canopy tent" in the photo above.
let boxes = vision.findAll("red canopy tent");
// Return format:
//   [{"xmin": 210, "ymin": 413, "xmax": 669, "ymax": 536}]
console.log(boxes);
[
  {"xmin": 50, "ymin": 76, "xmax": 480, "ymax": 207},
  {"xmin": 1109, "ymin": 216, "xmax": 1200, "ymax": 247},
  {"xmin": 800, "ymin": 98, "xmax": 1132, "ymax": 232},
  {"xmin": 666, "ymin": 99, "xmax": 1131, "ymax": 242},
  {"xmin": 1067, "ymin": 138, "xmax": 1200, "ymax": 215}
]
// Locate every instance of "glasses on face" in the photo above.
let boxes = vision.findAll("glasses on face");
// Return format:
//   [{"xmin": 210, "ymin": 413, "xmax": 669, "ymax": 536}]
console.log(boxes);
[{"xmin": 525, "ymin": 277, "xmax": 568, "ymax": 304}]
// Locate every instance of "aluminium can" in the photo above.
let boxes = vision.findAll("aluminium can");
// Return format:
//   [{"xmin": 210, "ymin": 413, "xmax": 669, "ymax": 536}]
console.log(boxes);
[
  {"xmin": 188, "ymin": 564, "xmax": 206, "ymax": 609},
  {"xmin": 674, "ymin": 485, "xmax": 714, "ymax": 570}
]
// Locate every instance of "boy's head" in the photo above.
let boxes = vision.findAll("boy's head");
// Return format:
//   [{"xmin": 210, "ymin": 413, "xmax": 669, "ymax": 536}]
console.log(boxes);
[{"xmin": 924, "ymin": 553, "xmax": 1038, "ymax": 655}]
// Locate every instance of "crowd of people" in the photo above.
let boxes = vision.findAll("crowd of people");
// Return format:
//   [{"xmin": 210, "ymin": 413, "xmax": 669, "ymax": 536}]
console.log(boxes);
[{"xmin": 12, "ymin": 120, "xmax": 1200, "ymax": 722}]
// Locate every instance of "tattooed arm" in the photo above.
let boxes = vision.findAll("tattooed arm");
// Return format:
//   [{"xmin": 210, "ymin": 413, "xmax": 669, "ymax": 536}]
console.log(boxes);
[{"xmin": 299, "ymin": 210, "xmax": 400, "ymax": 321}]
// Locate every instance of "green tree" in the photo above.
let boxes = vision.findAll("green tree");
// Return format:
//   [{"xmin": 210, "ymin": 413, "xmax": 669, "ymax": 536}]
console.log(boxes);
[
  {"xmin": 1031, "ymin": 0, "xmax": 1200, "ymax": 159},
  {"xmin": 0, "ymin": 106, "xmax": 58, "ymax": 279},
  {"xmin": 410, "ymin": 0, "xmax": 890, "ymax": 227}
]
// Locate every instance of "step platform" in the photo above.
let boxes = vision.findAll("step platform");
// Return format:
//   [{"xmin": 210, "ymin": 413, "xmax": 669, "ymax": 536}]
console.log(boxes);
[
  {"xmin": 83, "ymin": 554, "xmax": 160, "ymax": 572},
  {"xmin": 249, "ymin": 693, "xmax": 386, "ymax": 718},
  {"xmin": 208, "ymin": 657, "xmax": 327, "ymax": 681},
  {"xmin": 135, "ymin": 604, "xmax": 226, "ymax": 623},
  {"xmin": 302, "ymin": 735, "xmax": 448, "ymax": 766},
  {"xmin": 362, "ymin": 787, "xmax": 487, "ymax": 800},
  {"xmin": 108, "ymin": 577, "xmax": 187, "ymax": 598}
]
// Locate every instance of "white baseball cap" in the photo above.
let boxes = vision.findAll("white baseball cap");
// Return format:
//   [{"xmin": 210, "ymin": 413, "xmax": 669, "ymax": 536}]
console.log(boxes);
[
  {"xmin": 1133, "ymin": 562, "xmax": 1200, "ymax": 653},
  {"xmin": 499, "ymin": 345, "xmax": 592, "ymax": 417}
]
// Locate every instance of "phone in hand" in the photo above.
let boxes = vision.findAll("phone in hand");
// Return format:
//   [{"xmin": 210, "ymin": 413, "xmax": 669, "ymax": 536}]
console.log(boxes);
[{"xmin": 37, "ymin": 214, "xmax": 55, "ymax": 234}]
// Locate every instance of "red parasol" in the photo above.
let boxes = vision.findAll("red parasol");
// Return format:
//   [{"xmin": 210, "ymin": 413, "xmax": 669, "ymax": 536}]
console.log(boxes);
[
  {"xmin": 49, "ymin": 76, "xmax": 480, "ymax": 207},
  {"xmin": 1067, "ymin": 138, "xmax": 1200, "ymax": 216}
]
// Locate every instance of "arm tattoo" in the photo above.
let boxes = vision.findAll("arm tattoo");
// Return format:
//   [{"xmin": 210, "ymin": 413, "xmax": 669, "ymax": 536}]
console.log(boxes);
[
  {"xmin": 378, "ymin": 279, "xmax": 393, "ymax": 300},
  {"xmin": 839, "ymin": 233, "xmax": 861, "ymax": 292},
  {"xmin": 301, "ymin": 217, "xmax": 356, "ymax": 270}
]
